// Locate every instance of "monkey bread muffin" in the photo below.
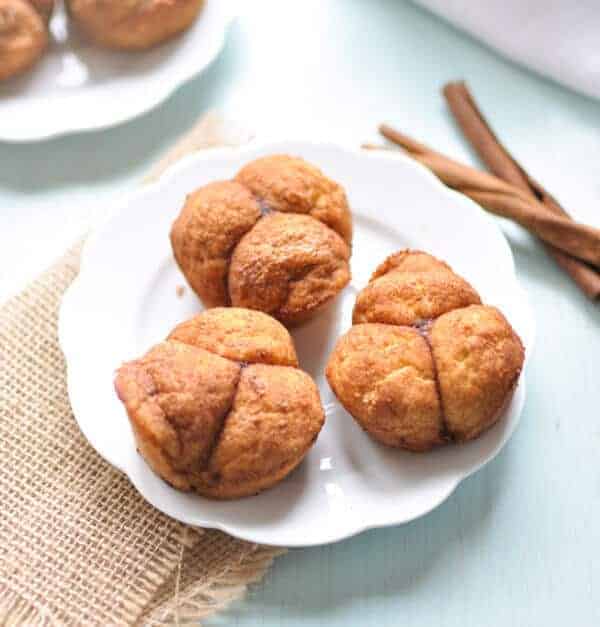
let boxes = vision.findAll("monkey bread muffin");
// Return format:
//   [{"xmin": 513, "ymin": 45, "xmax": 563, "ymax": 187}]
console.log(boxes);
[
  {"xmin": 170, "ymin": 155, "xmax": 352, "ymax": 326},
  {"xmin": 326, "ymin": 250, "xmax": 524, "ymax": 452},
  {"xmin": 0, "ymin": 0, "xmax": 53, "ymax": 80},
  {"xmin": 115, "ymin": 308, "xmax": 325, "ymax": 499},
  {"xmin": 66, "ymin": 0, "xmax": 205, "ymax": 50}
]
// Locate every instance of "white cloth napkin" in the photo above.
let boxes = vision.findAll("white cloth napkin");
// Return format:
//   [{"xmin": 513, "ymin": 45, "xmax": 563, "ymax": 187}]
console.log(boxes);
[{"xmin": 415, "ymin": 0, "xmax": 600, "ymax": 100}]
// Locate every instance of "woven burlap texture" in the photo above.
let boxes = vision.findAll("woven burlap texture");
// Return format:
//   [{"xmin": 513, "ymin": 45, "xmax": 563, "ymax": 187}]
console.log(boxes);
[{"xmin": 0, "ymin": 114, "xmax": 285, "ymax": 626}]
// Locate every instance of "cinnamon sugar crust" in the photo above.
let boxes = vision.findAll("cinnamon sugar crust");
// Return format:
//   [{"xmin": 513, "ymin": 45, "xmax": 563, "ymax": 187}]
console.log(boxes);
[
  {"xmin": 171, "ymin": 155, "xmax": 353, "ymax": 326},
  {"xmin": 327, "ymin": 250, "xmax": 524, "ymax": 451},
  {"xmin": 116, "ymin": 308, "xmax": 324, "ymax": 499}
]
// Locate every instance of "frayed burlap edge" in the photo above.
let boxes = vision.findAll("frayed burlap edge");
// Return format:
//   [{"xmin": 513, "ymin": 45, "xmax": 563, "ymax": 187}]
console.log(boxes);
[
  {"xmin": 143, "ymin": 536, "xmax": 286, "ymax": 625},
  {"xmin": 0, "ymin": 586, "xmax": 54, "ymax": 627}
]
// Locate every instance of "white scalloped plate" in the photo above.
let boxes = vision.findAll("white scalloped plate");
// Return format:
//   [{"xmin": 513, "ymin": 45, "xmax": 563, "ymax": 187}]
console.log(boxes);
[
  {"xmin": 0, "ymin": 0, "xmax": 235, "ymax": 142},
  {"xmin": 59, "ymin": 141, "xmax": 535, "ymax": 547}
]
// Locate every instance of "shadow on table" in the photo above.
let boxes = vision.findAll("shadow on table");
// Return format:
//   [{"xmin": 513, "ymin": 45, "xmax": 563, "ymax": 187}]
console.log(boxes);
[{"xmin": 0, "ymin": 21, "xmax": 241, "ymax": 192}]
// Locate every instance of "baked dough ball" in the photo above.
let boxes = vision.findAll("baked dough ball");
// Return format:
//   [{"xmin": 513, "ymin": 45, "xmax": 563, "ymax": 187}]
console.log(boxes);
[
  {"xmin": 170, "ymin": 181, "xmax": 261, "ymax": 308},
  {"xmin": 236, "ymin": 155, "xmax": 353, "ymax": 245},
  {"xmin": 115, "ymin": 308, "xmax": 325, "ymax": 499},
  {"xmin": 167, "ymin": 306, "xmax": 298, "ymax": 366},
  {"xmin": 326, "ymin": 250, "xmax": 524, "ymax": 451},
  {"xmin": 228, "ymin": 212, "xmax": 351, "ymax": 325},
  {"xmin": 171, "ymin": 155, "xmax": 352, "ymax": 326},
  {"xmin": 353, "ymin": 250, "xmax": 481, "ymax": 326},
  {"xmin": 0, "ymin": 0, "xmax": 52, "ymax": 80},
  {"xmin": 429, "ymin": 305, "xmax": 525, "ymax": 442},
  {"xmin": 66, "ymin": 0, "xmax": 205, "ymax": 50},
  {"xmin": 326, "ymin": 323, "xmax": 444, "ymax": 451}
]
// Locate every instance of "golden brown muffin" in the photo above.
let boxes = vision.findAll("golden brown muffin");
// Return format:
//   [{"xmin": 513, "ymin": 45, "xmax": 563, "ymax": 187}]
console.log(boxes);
[
  {"xmin": 171, "ymin": 155, "xmax": 353, "ymax": 326},
  {"xmin": 326, "ymin": 250, "xmax": 524, "ymax": 452},
  {"xmin": 0, "ymin": 0, "xmax": 52, "ymax": 80},
  {"xmin": 66, "ymin": 0, "xmax": 204, "ymax": 50},
  {"xmin": 115, "ymin": 308, "xmax": 325, "ymax": 499}
]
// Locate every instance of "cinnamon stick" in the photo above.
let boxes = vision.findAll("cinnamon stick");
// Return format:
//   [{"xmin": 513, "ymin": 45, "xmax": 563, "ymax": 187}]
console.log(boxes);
[
  {"xmin": 443, "ymin": 81, "xmax": 600, "ymax": 299},
  {"xmin": 377, "ymin": 124, "xmax": 600, "ymax": 271}
]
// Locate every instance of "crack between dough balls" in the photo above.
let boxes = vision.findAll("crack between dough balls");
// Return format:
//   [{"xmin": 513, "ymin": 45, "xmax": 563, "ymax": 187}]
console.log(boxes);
[
  {"xmin": 221, "ymin": 190, "xmax": 270, "ymax": 306},
  {"xmin": 257, "ymin": 197, "xmax": 273, "ymax": 216},
  {"xmin": 132, "ymin": 361, "xmax": 186, "ymax": 466},
  {"xmin": 200, "ymin": 364, "xmax": 246, "ymax": 474},
  {"xmin": 414, "ymin": 320, "xmax": 453, "ymax": 443}
]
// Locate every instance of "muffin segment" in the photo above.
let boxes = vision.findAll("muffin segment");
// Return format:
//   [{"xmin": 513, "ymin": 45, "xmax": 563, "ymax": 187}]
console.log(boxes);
[
  {"xmin": 170, "ymin": 181, "xmax": 262, "ymax": 308},
  {"xmin": 115, "ymin": 341, "xmax": 241, "ymax": 491},
  {"xmin": 168, "ymin": 306, "xmax": 298, "ymax": 366},
  {"xmin": 198, "ymin": 364, "xmax": 325, "ymax": 498},
  {"xmin": 228, "ymin": 213, "xmax": 351, "ymax": 325},
  {"xmin": 430, "ymin": 305, "xmax": 524, "ymax": 441},
  {"xmin": 353, "ymin": 250, "xmax": 481, "ymax": 326},
  {"xmin": 235, "ymin": 154, "xmax": 353, "ymax": 244},
  {"xmin": 326, "ymin": 323, "xmax": 445, "ymax": 451}
]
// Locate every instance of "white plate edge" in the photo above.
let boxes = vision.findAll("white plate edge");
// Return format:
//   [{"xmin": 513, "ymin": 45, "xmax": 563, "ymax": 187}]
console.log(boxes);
[{"xmin": 0, "ymin": 3, "xmax": 237, "ymax": 142}]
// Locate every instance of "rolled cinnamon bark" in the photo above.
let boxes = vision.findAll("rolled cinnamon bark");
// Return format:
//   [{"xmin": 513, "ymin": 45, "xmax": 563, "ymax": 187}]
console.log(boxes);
[
  {"xmin": 443, "ymin": 81, "xmax": 600, "ymax": 299},
  {"xmin": 378, "ymin": 124, "xmax": 600, "ymax": 271}
]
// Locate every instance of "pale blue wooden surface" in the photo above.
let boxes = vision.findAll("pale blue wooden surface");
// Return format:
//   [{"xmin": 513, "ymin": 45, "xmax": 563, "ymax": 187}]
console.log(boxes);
[{"xmin": 2, "ymin": 1, "xmax": 600, "ymax": 625}]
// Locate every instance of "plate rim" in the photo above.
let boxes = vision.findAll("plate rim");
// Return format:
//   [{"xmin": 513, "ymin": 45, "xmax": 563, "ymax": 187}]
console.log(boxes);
[
  {"xmin": 59, "ymin": 139, "xmax": 536, "ymax": 547},
  {"xmin": 0, "ymin": 1, "xmax": 237, "ymax": 143}
]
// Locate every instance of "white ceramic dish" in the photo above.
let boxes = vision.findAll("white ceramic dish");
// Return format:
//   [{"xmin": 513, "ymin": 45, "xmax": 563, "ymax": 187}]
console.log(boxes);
[
  {"xmin": 0, "ymin": 0, "xmax": 234, "ymax": 142},
  {"xmin": 59, "ymin": 141, "xmax": 535, "ymax": 547}
]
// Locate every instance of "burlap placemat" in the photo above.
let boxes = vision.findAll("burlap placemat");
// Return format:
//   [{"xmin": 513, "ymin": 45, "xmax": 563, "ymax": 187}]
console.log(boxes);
[{"xmin": 0, "ymin": 114, "xmax": 285, "ymax": 626}]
